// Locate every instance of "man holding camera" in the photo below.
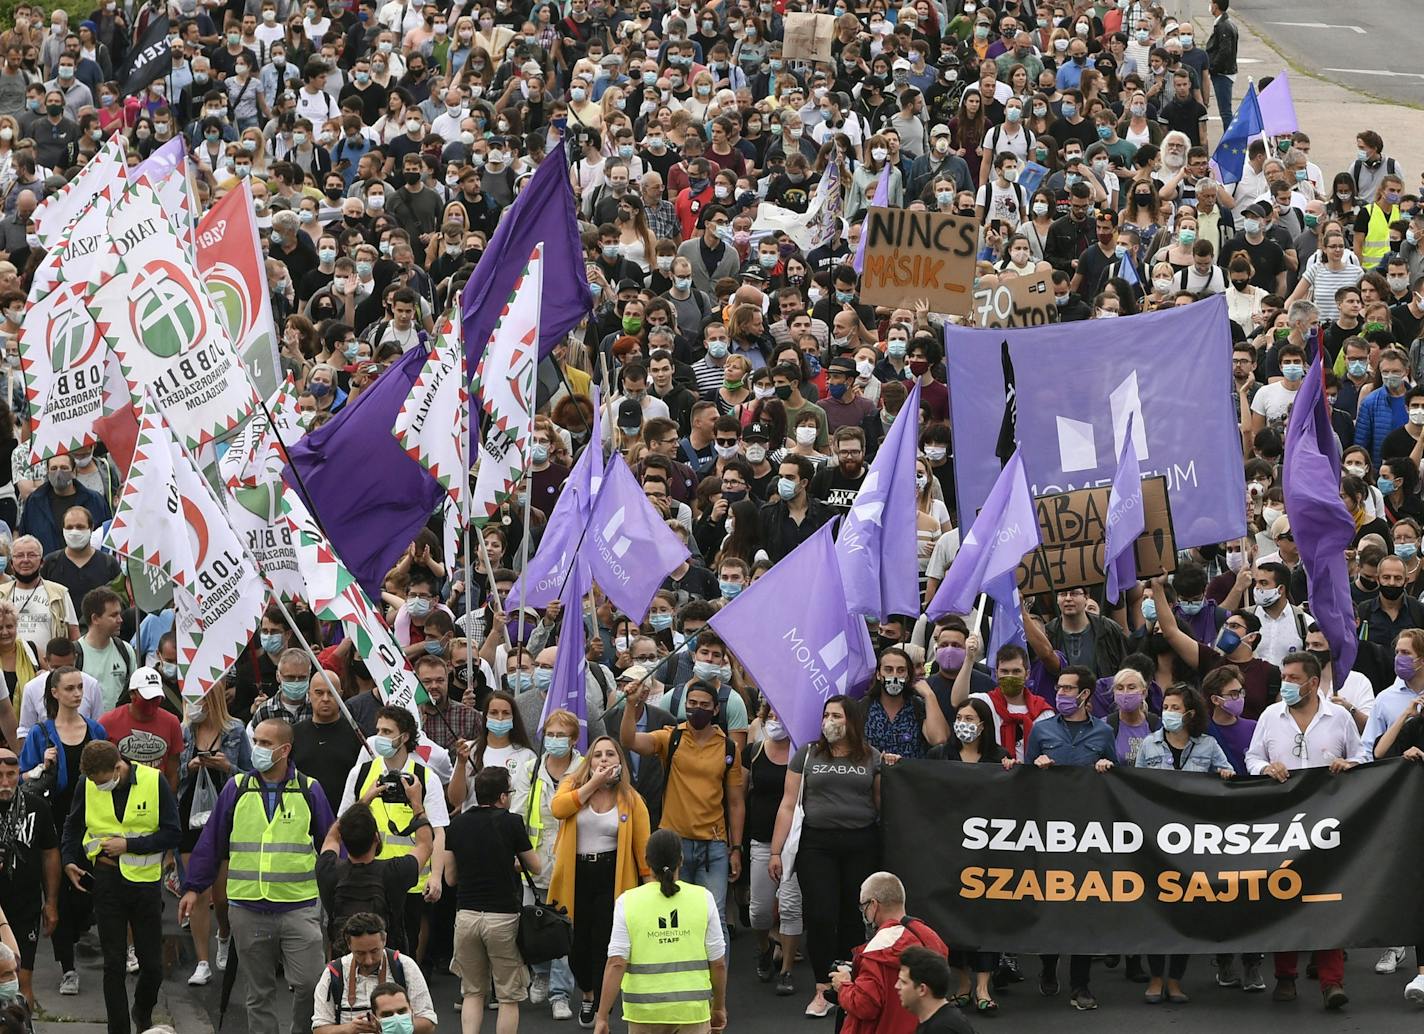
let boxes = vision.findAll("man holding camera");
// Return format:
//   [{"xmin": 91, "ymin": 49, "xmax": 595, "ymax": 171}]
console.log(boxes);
[{"xmin": 338, "ymin": 706, "xmax": 449, "ymax": 962}]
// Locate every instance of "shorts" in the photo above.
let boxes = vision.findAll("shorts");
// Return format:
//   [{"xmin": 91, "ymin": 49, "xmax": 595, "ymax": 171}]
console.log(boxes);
[
  {"xmin": 9, "ymin": 909, "xmax": 37, "ymax": 970},
  {"xmin": 452, "ymin": 909, "xmax": 527, "ymax": 1002}
]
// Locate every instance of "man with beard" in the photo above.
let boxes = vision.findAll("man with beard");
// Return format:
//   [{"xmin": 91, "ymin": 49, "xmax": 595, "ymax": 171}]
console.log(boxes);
[
  {"xmin": 810, "ymin": 427, "xmax": 869, "ymax": 516},
  {"xmin": 415, "ymin": 655, "xmax": 479, "ymax": 753},
  {"xmin": 0, "ymin": 749, "xmax": 58, "ymax": 1008}
]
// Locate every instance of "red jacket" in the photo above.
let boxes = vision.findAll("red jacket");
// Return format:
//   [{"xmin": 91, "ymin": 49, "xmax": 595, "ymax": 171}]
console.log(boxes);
[{"xmin": 839, "ymin": 918, "xmax": 949, "ymax": 1034}]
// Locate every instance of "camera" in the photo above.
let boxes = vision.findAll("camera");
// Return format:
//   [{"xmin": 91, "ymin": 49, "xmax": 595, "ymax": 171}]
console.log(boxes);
[{"xmin": 377, "ymin": 771, "xmax": 409, "ymax": 804}]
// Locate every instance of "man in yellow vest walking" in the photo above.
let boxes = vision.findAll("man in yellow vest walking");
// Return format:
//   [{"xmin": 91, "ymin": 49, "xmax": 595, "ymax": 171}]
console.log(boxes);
[
  {"xmin": 59, "ymin": 739, "xmax": 180, "ymax": 1034},
  {"xmin": 179, "ymin": 717, "xmax": 337, "ymax": 1034},
  {"xmin": 594, "ymin": 828, "xmax": 727, "ymax": 1034}
]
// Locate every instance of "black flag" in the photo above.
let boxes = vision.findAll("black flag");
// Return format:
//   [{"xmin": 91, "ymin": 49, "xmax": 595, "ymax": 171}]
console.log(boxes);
[
  {"xmin": 117, "ymin": 14, "xmax": 170, "ymax": 97},
  {"xmin": 993, "ymin": 339, "xmax": 1016, "ymax": 467}
]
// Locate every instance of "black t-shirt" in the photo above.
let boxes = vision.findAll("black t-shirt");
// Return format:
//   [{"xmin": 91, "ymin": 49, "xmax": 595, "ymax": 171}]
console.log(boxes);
[
  {"xmin": 317, "ymin": 851, "xmax": 419, "ymax": 952},
  {"xmin": 917, "ymin": 1003, "xmax": 976, "ymax": 1034},
  {"xmin": 291, "ymin": 718, "xmax": 365, "ymax": 815},
  {"xmin": 1220, "ymin": 237, "xmax": 1286, "ymax": 292},
  {"xmin": 0, "ymin": 795, "xmax": 55, "ymax": 911},
  {"xmin": 447, "ymin": 806, "xmax": 531, "ymax": 913},
  {"xmin": 743, "ymin": 741, "xmax": 788, "ymax": 844},
  {"xmin": 810, "ymin": 464, "xmax": 867, "ymax": 515}
]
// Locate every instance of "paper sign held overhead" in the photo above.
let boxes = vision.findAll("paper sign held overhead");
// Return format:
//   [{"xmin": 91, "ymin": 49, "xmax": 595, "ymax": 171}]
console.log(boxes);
[{"xmin": 859, "ymin": 208, "xmax": 978, "ymax": 316}]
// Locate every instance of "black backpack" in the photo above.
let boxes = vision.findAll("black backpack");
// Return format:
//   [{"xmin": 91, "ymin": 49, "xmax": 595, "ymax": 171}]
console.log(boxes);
[{"xmin": 324, "ymin": 949, "xmax": 407, "ymax": 1009}]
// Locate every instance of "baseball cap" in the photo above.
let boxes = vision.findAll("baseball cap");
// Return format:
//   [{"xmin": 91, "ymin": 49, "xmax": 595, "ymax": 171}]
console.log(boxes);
[
  {"xmin": 617, "ymin": 398, "xmax": 643, "ymax": 431},
  {"xmin": 129, "ymin": 666, "xmax": 164, "ymax": 700},
  {"xmin": 827, "ymin": 356, "xmax": 858, "ymax": 375},
  {"xmin": 744, "ymin": 422, "xmax": 772, "ymax": 442},
  {"xmin": 892, "ymin": 57, "xmax": 911, "ymax": 71},
  {"xmin": 619, "ymin": 663, "xmax": 650, "ymax": 684},
  {"xmin": 930, "ymin": 124, "xmax": 951, "ymax": 138}
]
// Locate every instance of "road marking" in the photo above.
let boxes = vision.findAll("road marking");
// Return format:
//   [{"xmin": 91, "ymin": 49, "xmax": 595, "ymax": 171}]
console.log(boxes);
[
  {"xmin": 1236, "ymin": 57, "xmax": 1261, "ymax": 64},
  {"xmin": 1324, "ymin": 67, "xmax": 1424, "ymax": 79},
  {"xmin": 1270, "ymin": 20, "xmax": 1365, "ymax": 34}
]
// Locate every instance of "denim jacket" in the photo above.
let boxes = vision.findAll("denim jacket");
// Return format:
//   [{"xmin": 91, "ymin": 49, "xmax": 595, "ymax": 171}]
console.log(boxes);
[
  {"xmin": 1133, "ymin": 729, "xmax": 1232, "ymax": 774},
  {"xmin": 178, "ymin": 718, "xmax": 252, "ymax": 799}
]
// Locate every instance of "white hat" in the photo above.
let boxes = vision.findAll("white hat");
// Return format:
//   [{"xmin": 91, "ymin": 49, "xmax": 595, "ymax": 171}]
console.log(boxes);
[{"xmin": 129, "ymin": 666, "xmax": 164, "ymax": 700}]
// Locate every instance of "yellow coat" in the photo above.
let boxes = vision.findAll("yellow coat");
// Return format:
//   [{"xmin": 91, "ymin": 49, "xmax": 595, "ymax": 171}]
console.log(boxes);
[{"xmin": 546, "ymin": 779, "xmax": 651, "ymax": 921}]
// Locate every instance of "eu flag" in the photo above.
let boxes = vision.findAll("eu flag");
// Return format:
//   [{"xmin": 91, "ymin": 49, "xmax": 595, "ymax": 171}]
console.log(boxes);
[{"xmin": 1212, "ymin": 82, "xmax": 1263, "ymax": 185}]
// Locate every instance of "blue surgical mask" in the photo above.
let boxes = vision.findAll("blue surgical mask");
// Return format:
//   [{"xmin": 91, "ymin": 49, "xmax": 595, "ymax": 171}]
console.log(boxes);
[
  {"xmin": 1160, "ymin": 710, "xmax": 1185, "ymax": 732},
  {"xmin": 719, "ymin": 580, "xmax": 742, "ymax": 599},
  {"xmin": 778, "ymin": 477, "xmax": 798, "ymax": 500},
  {"xmin": 280, "ymin": 679, "xmax": 308, "ymax": 700},
  {"xmin": 693, "ymin": 660, "xmax": 722, "ymax": 681},
  {"xmin": 373, "ymin": 734, "xmax": 400, "ymax": 757},
  {"xmin": 424, "ymin": 640, "xmax": 445, "ymax": 656},
  {"xmin": 543, "ymin": 734, "xmax": 571, "ymax": 757},
  {"xmin": 1141, "ymin": 598, "xmax": 1157, "ymax": 623},
  {"xmin": 1279, "ymin": 681, "xmax": 1302, "ymax": 707},
  {"xmin": 1281, "ymin": 363, "xmax": 1304, "ymax": 382},
  {"xmin": 1347, "ymin": 359, "xmax": 1369, "ymax": 378},
  {"xmin": 835, "ymin": 290, "xmax": 855, "ymax": 304},
  {"xmin": 1399, "ymin": 543, "xmax": 1420, "ymax": 560},
  {"xmin": 380, "ymin": 1014, "xmax": 415, "ymax": 1034},
  {"xmin": 486, "ymin": 717, "xmax": 514, "ymax": 736},
  {"xmin": 162, "ymin": 662, "xmax": 179, "ymax": 679},
  {"xmin": 406, "ymin": 597, "xmax": 432, "ymax": 618},
  {"xmin": 1216, "ymin": 627, "xmax": 1242, "ymax": 653},
  {"xmin": 260, "ymin": 632, "xmax": 284, "ymax": 654},
  {"xmin": 533, "ymin": 668, "xmax": 553, "ymax": 691},
  {"xmin": 1379, "ymin": 476, "xmax": 1398, "ymax": 495},
  {"xmin": 649, "ymin": 612, "xmax": 673, "ymax": 631},
  {"xmin": 510, "ymin": 671, "xmax": 533, "ymax": 692},
  {"xmin": 1179, "ymin": 600, "xmax": 1204, "ymax": 616},
  {"xmin": 250, "ymin": 745, "xmax": 279, "ymax": 771}
]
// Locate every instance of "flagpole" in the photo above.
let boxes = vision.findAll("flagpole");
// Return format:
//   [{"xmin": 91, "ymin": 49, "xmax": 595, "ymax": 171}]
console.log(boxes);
[
  {"xmin": 158, "ymin": 396, "xmax": 374, "ymax": 758},
  {"xmin": 514, "ymin": 246, "xmax": 544, "ymax": 647},
  {"xmin": 460, "ymin": 354, "xmax": 479, "ymax": 706}
]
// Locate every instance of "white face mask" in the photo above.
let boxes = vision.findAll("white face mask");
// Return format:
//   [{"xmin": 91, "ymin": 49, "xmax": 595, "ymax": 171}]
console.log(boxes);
[
  {"xmin": 63, "ymin": 529, "xmax": 91, "ymax": 550},
  {"xmin": 795, "ymin": 426, "xmax": 817, "ymax": 445}
]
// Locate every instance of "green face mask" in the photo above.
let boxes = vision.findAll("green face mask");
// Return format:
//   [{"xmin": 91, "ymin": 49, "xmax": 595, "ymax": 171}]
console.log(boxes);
[{"xmin": 622, "ymin": 316, "xmax": 644, "ymax": 333}]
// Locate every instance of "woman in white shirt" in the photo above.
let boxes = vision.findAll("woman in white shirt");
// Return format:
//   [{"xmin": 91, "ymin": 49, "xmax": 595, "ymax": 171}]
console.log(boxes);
[
  {"xmin": 614, "ymin": 197, "xmax": 658, "ymax": 274},
  {"xmin": 447, "ymin": 690, "xmax": 537, "ymax": 812},
  {"xmin": 915, "ymin": 456, "xmax": 953, "ymax": 589},
  {"xmin": 1224, "ymin": 255, "xmax": 1267, "ymax": 335}
]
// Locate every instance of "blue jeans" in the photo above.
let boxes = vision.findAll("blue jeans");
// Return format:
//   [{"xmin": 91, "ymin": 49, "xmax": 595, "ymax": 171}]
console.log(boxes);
[
  {"xmin": 1212, "ymin": 74, "xmax": 1234, "ymax": 129},
  {"xmin": 533, "ymin": 956, "xmax": 576, "ymax": 1004},
  {"xmin": 680, "ymin": 838, "xmax": 729, "ymax": 926}
]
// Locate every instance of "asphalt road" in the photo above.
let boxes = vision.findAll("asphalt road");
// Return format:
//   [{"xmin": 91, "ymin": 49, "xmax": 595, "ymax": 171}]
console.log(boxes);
[
  {"xmin": 175, "ymin": 930, "xmax": 1424, "ymax": 1034},
  {"xmin": 1238, "ymin": 0, "xmax": 1424, "ymax": 106}
]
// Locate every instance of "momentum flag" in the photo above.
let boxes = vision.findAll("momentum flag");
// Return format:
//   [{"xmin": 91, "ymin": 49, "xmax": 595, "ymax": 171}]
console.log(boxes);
[
  {"xmin": 585, "ymin": 454, "xmax": 690, "ymax": 621},
  {"xmin": 539, "ymin": 564, "xmax": 591, "ymax": 748},
  {"xmin": 460, "ymin": 142, "xmax": 590, "ymax": 367},
  {"xmin": 927, "ymin": 449, "xmax": 1040, "ymax": 620},
  {"xmin": 1283, "ymin": 356, "xmax": 1357, "ymax": 678},
  {"xmin": 196, "ymin": 181, "xmax": 283, "ymax": 396},
  {"xmin": 710, "ymin": 521, "xmax": 874, "ymax": 749},
  {"xmin": 1257, "ymin": 71, "xmax": 1299, "ymax": 136},
  {"xmin": 1104, "ymin": 414, "xmax": 1144, "ymax": 604},
  {"xmin": 836, "ymin": 381, "xmax": 920, "ymax": 620},
  {"xmin": 284, "ymin": 343, "xmax": 444, "ymax": 605},
  {"xmin": 851, "ymin": 167, "xmax": 892, "ymax": 275}
]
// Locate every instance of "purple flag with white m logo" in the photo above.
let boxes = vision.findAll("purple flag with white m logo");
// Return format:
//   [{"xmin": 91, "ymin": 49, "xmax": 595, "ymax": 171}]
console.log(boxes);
[
  {"xmin": 1104, "ymin": 413, "xmax": 1144, "ymax": 604},
  {"xmin": 539, "ymin": 561, "xmax": 590, "ymax": 748},
  {"xmin": 710, "ymin": 521, "xmax": 875, "ymax": 749},
  {"xmin": 584, "ymin": 453, "xmax": 690, "ymax": 622},
  {"xmin": 946, "ymin": 294, "xmax": 1244, "ymax": 551}
]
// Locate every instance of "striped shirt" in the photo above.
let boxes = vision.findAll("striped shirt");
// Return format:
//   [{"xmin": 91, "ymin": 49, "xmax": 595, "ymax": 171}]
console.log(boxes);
[{"xmin": 1299, "ymin": 262, "xmax": 1364, "ymax": 321}]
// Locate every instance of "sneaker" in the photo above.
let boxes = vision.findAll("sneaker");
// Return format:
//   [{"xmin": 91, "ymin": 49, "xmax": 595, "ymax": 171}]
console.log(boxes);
[
  {"xmin": 552, "ymin": 999, "xmax": 574, "ymax": 1021},
  {"xmin": 1404, "ymin": 974, "xmax": 1424, "ymax": 1004},
  {"xmin": 59, "ymin": 970, "xmax": 79, "ymax": 996},
  {"xmin": 530, "ymin": 974, "xmax": 549, "ymax": 1006},
  {"xmin": 1069, "ymin": 988, "xmax": 1097, "ymax": 1011},
  {"xmin": 776, "ymin": 972, "xmax": 795, "ymax": 997},
  {"xmin": 126, "ymin": 946, "xmax": 139, "ymax": 974},
  {"xmin": 1322, "ymin": 983, "xmax": 1348, "ymax": 1010},
  {"xmin": 188, "ymin": 961, "xmax": 212, "ymax": 986},
  {"xmin": 1216, "ymin": 959, "xmax": 1241, "ymax": 988},
  {"xmin": 757, "ymin": 943, "xmax": 776, "ymax": 982},
  {"xmin": 215, "ymin": 935, "xmax": 230, "ymax": 971},
  {"xmin": 1039, "ymin": 973, "xmax": 1060, "ymax": 997},
  {"xmin": 804, "ymin": 992, "xmax": 834, "ymax": 1018},
  {"xmin": 1243, "ymin": 963, "xmax": 1266, "ymax": 992},
  {"xmin": 577, "ymin": 1000, "xmax": 596, "ymax": 1028},
  {"xmin": 1272, "ymin": 977, "xmax": 1297, "ymax": 1002},
  {"xmin": 1377, "ymin": 947, "xmax": 1408, "ymax": 974}
]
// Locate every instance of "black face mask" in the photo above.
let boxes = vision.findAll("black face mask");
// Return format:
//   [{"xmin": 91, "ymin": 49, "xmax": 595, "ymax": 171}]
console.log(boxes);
[
  {"xmin": 1358, "ymin": 576, "xmax": 1378, "ymax": 591},
  {"xmin": 1380, "ymin": 583, "xmax": 1406, "ymax": 601}
]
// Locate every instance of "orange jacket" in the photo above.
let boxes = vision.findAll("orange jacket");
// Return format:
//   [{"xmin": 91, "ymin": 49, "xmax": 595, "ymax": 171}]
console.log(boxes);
[{"xmin": 546, "ymin": 778, "xmax": 651, "ymax": 921}]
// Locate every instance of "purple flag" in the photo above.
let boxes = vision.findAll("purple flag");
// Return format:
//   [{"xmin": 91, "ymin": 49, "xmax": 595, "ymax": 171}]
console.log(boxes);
[
  {"xmin": 1104, "ymin": 413, "xmax": 1144, "ymax": 604},
  {"xmin": 515, "ymin": 388, "xmax": 601, "ymax": 607},
  {"xmin": 928, "ymin": 450, "xmax": 1040, "ymax": 620},
  {"xmin": 1258, "ymin": 70, "xmax": 1298, "ymax": 136},
  {"xmin": 709, "ymin": 521, "xmax": 875, "ymax": 748},
  {"xmin": 284, "ymin": 346, "xmax": 444, "ymax": 604},
  {"xmin": 584, "ymin": 453, "xmax": 690, "ymax": 621},
  {"xmin": 986, "ymin": 572, "xmax": 1026, "ymax": 657},
  {"xmin": 947, "ymin": 294, "xmax": 1244, "ymax": 550},
  {"xmin": 851, "ymin": 165, "xmax": 891, "ymax": 275},
  {"xmin": 1283, "ymin": 356, "xmax": 1357, "ymax": 678},
  {"xmin": 539, "ymin": 561, "xmax": 590, "ymax": 748},
  {"xmin": 836, "ymin": 381, "xmax": 920, "ymax": 619},
  {"xmin": 134, "ymin": 137, "xmax": 186, "ymax": 182},
  {"xmin": 460, "ymin": 140, "xmax": 591, "ymax": 367}
]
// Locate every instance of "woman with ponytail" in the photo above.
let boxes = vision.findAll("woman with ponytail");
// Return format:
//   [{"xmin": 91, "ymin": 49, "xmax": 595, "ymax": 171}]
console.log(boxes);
[{"xmin": 595, "ymin": 829, "xmax": 727, "ymax": 1034}]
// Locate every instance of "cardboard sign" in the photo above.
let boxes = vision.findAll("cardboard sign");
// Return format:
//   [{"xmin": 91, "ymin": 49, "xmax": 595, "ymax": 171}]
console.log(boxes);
[
  {"xmin": 860, "ymin": 208, "xmax": 978, "ymax": 316},
  {"xmin": 1017, "ymin": 476, "xmax": 1176, "ymax": 595},
  {"xmin": 783, "ymin": 13, "xmax": 837, "ymax": 62},
  {"xmin": 973, "ymin": 269, "xmax": 1055, "ymax": 328}
]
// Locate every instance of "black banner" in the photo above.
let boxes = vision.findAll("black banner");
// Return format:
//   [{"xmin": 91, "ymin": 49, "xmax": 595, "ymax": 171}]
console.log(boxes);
[
  {"xmin": 118, "ymin": 15, "xmax": 170, "ymax": 97},
  {"xmin": 883, "ymin": 759, "xmax": 1424, "ymax": 955}
]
